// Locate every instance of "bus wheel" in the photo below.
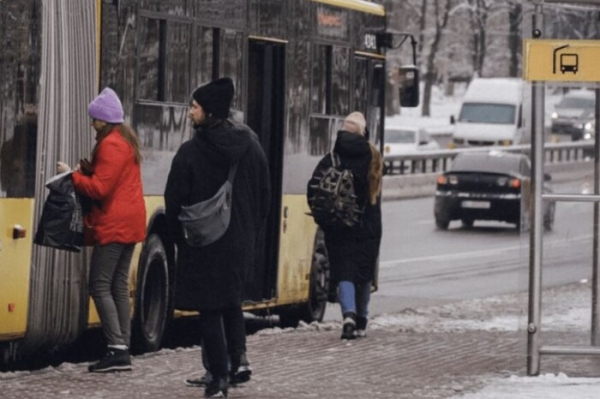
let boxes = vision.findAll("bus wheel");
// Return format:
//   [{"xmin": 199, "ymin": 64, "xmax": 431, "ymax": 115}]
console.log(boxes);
[
  {"xmin": 132, "ymin": 234, "xmax": 169, "ymax": 353},
  {"xmin": 279, "ymin": 229, "xmax": 329, "ymax": 328}
]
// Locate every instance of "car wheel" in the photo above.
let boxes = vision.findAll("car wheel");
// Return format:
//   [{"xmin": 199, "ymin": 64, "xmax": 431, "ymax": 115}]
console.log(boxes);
[
  {"xmin": 435, "ymin": 218, "xmax": 449, "ymax": 230},
  {"xmin": 461, "ymin": 218, "xmax": 474, "ymax": 228}
]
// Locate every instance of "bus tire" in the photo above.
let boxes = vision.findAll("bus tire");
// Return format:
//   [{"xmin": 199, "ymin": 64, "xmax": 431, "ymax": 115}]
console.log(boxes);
[
  {"xmin": 132, "ymin": 234, "xmax": 169, "ymax": 353},
  {"xmin": 279, "ymin": 229, "xmax": 329, "ymax": 328}
]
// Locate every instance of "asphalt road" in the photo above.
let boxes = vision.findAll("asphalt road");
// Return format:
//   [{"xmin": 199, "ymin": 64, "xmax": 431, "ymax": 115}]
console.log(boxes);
[{"xmin": 360, "ymin": 179, "xmax": 595, "ymax": 317}]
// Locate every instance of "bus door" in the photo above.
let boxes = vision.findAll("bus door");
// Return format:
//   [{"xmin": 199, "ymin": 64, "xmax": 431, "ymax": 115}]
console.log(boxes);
[{"xmin": 245, "ymin": 39, "xmax": 286, "ymax": 302}]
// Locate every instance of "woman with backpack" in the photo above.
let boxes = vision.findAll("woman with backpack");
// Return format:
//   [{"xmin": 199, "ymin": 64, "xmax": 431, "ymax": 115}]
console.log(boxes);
[{"xmin": 307, "ymin": 111, "xmax": 383, "ymax": 339}]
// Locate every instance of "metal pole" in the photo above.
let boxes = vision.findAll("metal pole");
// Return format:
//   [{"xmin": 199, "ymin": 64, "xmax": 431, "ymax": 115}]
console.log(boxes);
[
  {"xmin": 527, "ymin": 1, "xmax": 545, "ymax": 377},
  {"xmin": 592, "ymin": 87, "xmax": 600, "ymax": 345}
]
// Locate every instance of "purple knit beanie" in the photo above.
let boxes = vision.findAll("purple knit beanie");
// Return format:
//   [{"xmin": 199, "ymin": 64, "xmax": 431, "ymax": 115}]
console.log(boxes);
[{"xmin": 88, "ymin": 87, "xmax": 124, "ymax": 124}]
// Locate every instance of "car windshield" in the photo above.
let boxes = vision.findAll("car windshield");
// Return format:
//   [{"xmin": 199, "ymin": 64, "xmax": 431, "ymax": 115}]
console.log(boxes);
[
  {"xmin": 450, "ymin": 153, "xmax": 528, "ymax": 175},
  {"xmin": 458, "ymin": 103, "xmax": 516, "ymax": 124},
  {"xmin": 556, "ymin": 96, "xmax": 594, "ymax": 109},
  {"xmin": 385, "ymin": 129, "xmax": 416, "ymax": 144}
]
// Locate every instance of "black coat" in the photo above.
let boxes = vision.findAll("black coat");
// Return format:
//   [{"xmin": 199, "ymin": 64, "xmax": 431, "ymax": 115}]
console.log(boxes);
[
  {"xmin": 164, "ymin": 121, "xmax": 271, "ymax": 311},
  {"xmin": 308, "ymin": 130, "xmax": 381, "ymax": 285}
]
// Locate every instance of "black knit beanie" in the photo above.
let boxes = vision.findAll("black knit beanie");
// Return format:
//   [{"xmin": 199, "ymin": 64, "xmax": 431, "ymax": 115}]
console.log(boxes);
[{"xmin": 192, "ymin": 77, "xmax": 234, "ymax": 119}]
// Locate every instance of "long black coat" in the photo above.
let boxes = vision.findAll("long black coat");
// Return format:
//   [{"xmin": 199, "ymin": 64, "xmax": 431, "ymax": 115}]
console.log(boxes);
[
  {"xmin": 307, "ymin": 130, "xmax": 381, "ymax": 285},
  {"xmin": 164, "ymin": 121, "xmax": 271, "ymax": 311}
]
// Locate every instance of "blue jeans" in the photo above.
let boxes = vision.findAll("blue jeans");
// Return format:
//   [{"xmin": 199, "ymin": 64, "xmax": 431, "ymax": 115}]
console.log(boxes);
[
  {"xmin": 89, "ymin": 243, "xmax": 135, "ymax": 347},
  {"xmin": 338, "ymin": 280, "xmax": 371, "ymax": 318}
]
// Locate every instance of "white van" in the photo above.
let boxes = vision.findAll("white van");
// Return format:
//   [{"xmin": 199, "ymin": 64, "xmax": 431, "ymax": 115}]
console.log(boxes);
[{"xmin": 451, "ymin": 78, "xmax": 530, "ymax": 147}]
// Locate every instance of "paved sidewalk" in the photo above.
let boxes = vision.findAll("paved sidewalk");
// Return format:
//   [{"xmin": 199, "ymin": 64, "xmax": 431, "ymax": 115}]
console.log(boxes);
[{"xmin": 1, "ymin": 282, "xmax": 599, "ymax": 399}]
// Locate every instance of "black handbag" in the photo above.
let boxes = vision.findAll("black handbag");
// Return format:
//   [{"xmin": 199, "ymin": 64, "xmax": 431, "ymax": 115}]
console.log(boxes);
[
  {"xmin": 34, "ymin": 172, "xmax": 85, "ymax": 252},
  {"xmin": 178, "ymin": 162, "xmax": 238, "ymax": 247}
]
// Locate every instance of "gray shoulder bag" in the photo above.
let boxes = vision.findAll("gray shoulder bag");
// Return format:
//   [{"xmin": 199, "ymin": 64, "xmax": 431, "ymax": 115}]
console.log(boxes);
[{"xmin": 178, "ymin": 162, "xmax": 239, "ymax": 247}]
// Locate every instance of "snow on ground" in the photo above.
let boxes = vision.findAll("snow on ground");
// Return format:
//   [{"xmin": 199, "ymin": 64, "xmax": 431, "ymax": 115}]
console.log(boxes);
[
  {"xmin": 449, "ymin": 373, "xmax": 600, "ymax": 399},
  {"xmin": 256, "ymin": 279, "xmax": 591, "ymax": 337},
  {"xmin": 253, "ymin": 279, "xmax": 597, "ymax": 398}
]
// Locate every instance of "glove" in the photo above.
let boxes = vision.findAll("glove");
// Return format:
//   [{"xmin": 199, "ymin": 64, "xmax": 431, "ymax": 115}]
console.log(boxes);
[{"xmin": 79, "ymin": 158, "xmax": 94, "ymax": 176}]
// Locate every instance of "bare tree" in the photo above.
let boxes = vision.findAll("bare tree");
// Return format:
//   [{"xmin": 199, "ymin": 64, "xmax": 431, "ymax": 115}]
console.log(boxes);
[
  {"xmin": 507, "ymin": 1, "xmax": 522, "ymax": 77},
  {"xmin": 422, "ymin": 0, "xmax": 452, "ymax": 117}
]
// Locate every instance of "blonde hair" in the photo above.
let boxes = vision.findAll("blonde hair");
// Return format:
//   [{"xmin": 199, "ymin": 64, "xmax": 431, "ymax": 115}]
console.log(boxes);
[{"xmin": 368, "ymin": 143, "xmax": 383, "ymax": 205}]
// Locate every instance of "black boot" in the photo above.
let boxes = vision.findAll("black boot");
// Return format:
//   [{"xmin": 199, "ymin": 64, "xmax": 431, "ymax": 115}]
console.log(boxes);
[
  {"xmin": 230, "ymin": 352, "xmax": 252, "ymax": 385},
  {"xmin": 204, "ymin": 376, "xmax": 228, "ymax": 398},
  {"xmin": 341, "ymin": 312, "xmax": 357, "ymax": 340}
]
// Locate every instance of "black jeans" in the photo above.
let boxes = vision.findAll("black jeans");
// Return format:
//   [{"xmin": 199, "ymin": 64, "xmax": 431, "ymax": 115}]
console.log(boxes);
[{"xmin": 200, "ymin": 305, "xmax": 246, "ymax": 378}]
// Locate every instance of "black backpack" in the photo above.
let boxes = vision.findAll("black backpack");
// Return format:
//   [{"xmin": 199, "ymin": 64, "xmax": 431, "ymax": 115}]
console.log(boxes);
[{"xmin": 307, "ymin": 152, "xmax": 362, "ymax": 229}]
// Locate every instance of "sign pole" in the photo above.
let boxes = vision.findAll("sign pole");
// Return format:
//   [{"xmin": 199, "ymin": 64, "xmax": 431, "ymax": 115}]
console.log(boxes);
[
  {"xmin": 527, "ymin": 0, "xmax": 545, "ymax": 377},
  {"xmin": 592, "ymin": 88, "xmax": 600, "ymax": 345}
]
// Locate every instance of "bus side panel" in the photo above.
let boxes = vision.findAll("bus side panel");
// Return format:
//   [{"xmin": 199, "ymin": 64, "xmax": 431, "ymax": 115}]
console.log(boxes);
[
  {"xmin": 276, "ymin": 195, "xmax": 316, "ymax": 304},
  {"xmin": 0, "ymin": 200, "xmax": 34, "ymax": 339}
]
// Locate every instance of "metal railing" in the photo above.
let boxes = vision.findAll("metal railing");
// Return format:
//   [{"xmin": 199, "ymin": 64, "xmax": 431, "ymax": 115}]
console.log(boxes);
[{"xmin": 383, "ymin": 141, "xmax": 594, "ymax": 176}]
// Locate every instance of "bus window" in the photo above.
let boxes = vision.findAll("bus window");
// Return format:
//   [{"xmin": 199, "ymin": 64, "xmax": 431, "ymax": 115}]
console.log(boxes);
[
  {"xmin": 331, "ymin": 46, "xmax": 350, "ymax": 116},
  {"xmin": 0, "ymin": 105, "xmax": 38, "ymax": 198},
  {"xmin": 165, "ymin": 21, "xmax": 191, "ymax": 103},
  {"xmin": 311, "ymin": 44, "xmax": 331, "ymax": 115},
  {"xmin": 353, "ymin": 56, "xmax": 383, "ymax": 143},
  {"xmin": 219, "ymin": 29, "xmax": 244, "ymax": 114},
  {"xmin": 354, "ymin": 57, "xmax": 368, "ymax": 116},
  {"xmin": 311, "ymin": 44, "xmax": 351, "ymax": 117},
  {"xmin": 138, "ymin": 18, "xmax": 161, "ymax": 101},
  {"xmin": 137, "ymin": 17, "xmax": 191, "ymax": 104},
  {"xmin": 194, "ymin": 26, "xmax": 216, "ymax": 87},
  {"xmin": 309, "ymin": 116, "xmax": 331, "ymax": 156}
]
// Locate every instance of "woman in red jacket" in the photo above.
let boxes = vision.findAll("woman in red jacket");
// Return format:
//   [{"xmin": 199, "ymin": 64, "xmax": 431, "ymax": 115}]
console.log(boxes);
[{"xmin": 58, "ymin": 87, "xmax": 146, "ymax": 373}]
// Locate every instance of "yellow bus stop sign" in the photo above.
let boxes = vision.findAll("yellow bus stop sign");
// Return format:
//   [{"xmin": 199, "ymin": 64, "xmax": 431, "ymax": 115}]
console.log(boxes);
[{"xmin": 523, "ymin": 39, "xmax": 600, "ymax": 82}]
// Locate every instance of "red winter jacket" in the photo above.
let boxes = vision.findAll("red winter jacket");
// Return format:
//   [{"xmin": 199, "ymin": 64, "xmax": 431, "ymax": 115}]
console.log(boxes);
[{"xmin": 72, "ymin": 128, "xmax": 146, "ymax": 245}]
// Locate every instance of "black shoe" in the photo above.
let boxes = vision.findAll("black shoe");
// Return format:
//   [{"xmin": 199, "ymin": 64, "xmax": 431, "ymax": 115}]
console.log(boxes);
[
  {"xmin": 205, "ymin": 376, "xmax": 228, "ymax": 398},
  {"xmin": 341, "ymin": 312, "xmax": 357, "ymax": 340},
  {"xmin": 186, "ymin": 371, "xmax": 213, "ymax": 387},
  {"xmin": 230, "ymin": 353, "xmax": 252, "ymax": 385},
  {"xmin": 356, "ymin": 316, "xmax": 368, "ymax": 338},
  {"xmin": 88, "ymin": 348, "xmax": 131, "ymax": 373}
]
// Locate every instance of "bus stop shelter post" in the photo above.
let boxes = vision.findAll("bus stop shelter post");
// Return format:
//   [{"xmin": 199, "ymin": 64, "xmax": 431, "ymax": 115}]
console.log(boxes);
[
  {"xmin": 592, "ymin": 88, "xmax": 600, "ymax": 346},
  {"xmin": 527, "ymin": 1, "xmax": 545, "ymax": 377}
]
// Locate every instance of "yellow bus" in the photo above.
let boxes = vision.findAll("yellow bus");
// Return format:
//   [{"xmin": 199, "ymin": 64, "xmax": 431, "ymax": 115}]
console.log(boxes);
[{"xmin": 0, "ymin": 0, "xmax": 409, "ymax": 366}]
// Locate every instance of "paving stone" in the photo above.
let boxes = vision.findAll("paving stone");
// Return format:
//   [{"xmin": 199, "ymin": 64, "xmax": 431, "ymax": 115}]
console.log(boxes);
[{"xmin": 1, "ymin": 282, "xmax": 598, "ymax": 398}]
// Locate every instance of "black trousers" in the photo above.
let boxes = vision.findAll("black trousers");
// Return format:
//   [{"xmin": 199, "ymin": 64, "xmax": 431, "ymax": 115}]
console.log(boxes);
[{"xmin": 199, "ymin": 305, "xmax": 246, "ymax": 378}]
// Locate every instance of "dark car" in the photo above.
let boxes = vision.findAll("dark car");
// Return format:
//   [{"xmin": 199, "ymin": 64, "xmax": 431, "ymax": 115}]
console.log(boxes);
[
  {"xmin": 551, "ymin": 90, "xmax": 595, "ymax": 141},
  {"xmin": 434, "ymin": 151, "xmax": 555, "ymax": 231}
]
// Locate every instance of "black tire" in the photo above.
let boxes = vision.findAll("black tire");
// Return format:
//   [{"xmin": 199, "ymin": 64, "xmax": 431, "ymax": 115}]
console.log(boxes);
[
  {"xmin": 279, "ymin": 229, "xmax": 329, "ymax": 328},
  {"xmin": 435, "ymin": 217, "xmax": 449, "ymax": 230},
  {"xmin": 132, "ymin": 234, "xmax": 169, "ymax": 353}
]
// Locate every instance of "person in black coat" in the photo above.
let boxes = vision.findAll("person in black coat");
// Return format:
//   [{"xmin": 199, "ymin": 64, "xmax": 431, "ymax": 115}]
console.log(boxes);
[
  {"xmin": 164, "ymin": 77, "xmax": 271, "ymax": 398},
  {"xmin": 307, "ymin": 112, "xmax": 383, "ymax": 340}
]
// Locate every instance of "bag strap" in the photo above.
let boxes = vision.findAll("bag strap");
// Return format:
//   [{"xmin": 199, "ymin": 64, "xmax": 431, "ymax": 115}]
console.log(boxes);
[
  {"xmin": 227, "ymin": 161, "xmax": 239, "ymax": 183},
  {"xmin": 329, "ymin": 151, "xmax": 340, "ymax": 167}
]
